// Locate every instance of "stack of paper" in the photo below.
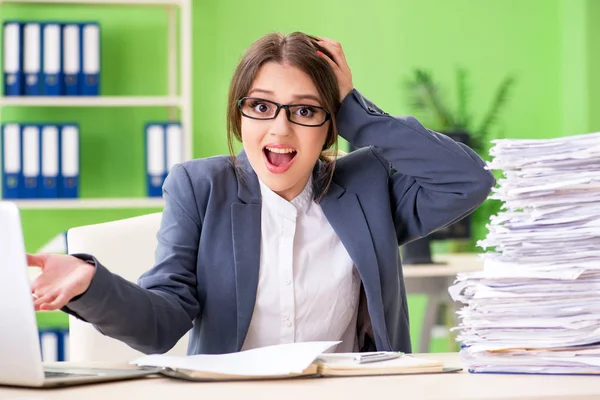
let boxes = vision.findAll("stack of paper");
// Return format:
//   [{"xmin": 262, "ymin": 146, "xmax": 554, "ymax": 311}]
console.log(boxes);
[{"xmin": 449, "ymin": 131, "xmax": 600, "ymax": 374}]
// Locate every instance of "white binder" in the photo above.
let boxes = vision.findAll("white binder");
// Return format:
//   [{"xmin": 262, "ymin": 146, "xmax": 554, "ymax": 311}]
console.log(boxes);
[
  {"xmin": 41, "ymin": 125, "xmax": 60, "ymax": 198},
  {"xmin": 42, "ymin": 23, "xmax": 62, "ymax": 95},
  {"xmin": 62, "ymin": 24, "xmax": 80, "ymax": 95},
  {"xmin": 23, "ymin": 23, "xmax": 42, "ymax": 95},
  {"xmin": 22, "ymin": 125, "xmax": 41, "ymax": 198},
  {"xmin": 60, "ymin": 125, "xmax": 79, "ymax": 198},
  {"xmin": 3, "ymin": 22, "xmax": 22, "ymax": 96},
  {"xmin": 165, "ymin": 123, "xmax": 183, "ymax": 172},
  {"xmin": 81, "ymin": 23, "xmax": 100, "ymax": 95},
  {"xmin": 146, "ymin": 124, "xmax": 165, "ymax": 197},
  {"xmin": 1, "ymin": 124, "xmax": 21, "ymax": 198}
]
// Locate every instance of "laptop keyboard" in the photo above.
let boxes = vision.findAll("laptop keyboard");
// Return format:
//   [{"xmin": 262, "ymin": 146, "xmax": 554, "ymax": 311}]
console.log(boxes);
[{"xmin": 45, "ymin": 370, "xmax": 95, "ymax": 379}]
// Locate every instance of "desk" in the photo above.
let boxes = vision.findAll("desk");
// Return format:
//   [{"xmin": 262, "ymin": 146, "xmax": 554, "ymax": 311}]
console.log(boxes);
[
  {"xmin": 403, "ymin": 254, "xmax": 483, "ymax": 353},
  {"xmin": 2, "ymin": 353, "xmax": 600, "ymax": 400}
]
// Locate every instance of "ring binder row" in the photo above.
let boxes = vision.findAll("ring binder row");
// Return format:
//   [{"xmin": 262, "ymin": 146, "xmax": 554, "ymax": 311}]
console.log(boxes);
[
  {"xmin": 145, "ymin": 122, "xmax": 184, "ymax": 197},
  {"xmin": 1, "ymin": 123, "xmax": 80, "ymax": 199},
  {"xmin": 2, "ymin": 21, "xmax": 100, "ymax": 96},
  {"xmin": 1, "ymin": 121, "xmax": 183, "ymax": 200}
]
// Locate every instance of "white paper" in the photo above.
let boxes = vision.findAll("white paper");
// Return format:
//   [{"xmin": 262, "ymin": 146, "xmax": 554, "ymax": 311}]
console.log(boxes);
[
  {"xmin": 132, "ymin": 341, "xmax": 339, "ymax": 376},
  {"xmin": 317, "ymin": 353, "xmax": 436, "ymax": 368},
  {"xmin": 449, "ymin": 132, "xmax": 600, "ymax": 374}
]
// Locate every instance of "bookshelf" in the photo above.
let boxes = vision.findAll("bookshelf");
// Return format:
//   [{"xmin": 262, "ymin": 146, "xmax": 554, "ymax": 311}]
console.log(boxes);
[
  {"xmin": 0, "ymin": 96, "xmax": 183, "ymax": 107},
  {"xmin": 14, "ymin": 197, "xmax": 164, "ymax": 209},
  {"xmin": 0, "ymin": 0, "xmax": 185, "ymax": 7},
  {"xmin": 0, "ymin": 0, "xmax": 193, "ymax": 209}
]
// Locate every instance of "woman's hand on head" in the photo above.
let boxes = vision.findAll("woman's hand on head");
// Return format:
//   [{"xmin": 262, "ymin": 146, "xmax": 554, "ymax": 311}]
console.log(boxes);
[
  {"xmin": 26, "ymin": 253, "xmax": 96, "ymax": 311},
  {"xmin": 316, "ymin": 38, "xmax": 354, "ymax": 102}
]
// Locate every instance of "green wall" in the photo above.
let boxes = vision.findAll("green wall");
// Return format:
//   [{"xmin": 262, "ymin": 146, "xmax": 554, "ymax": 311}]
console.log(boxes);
[
  {"xmin": 588, "ymin": 0, "xmax": 600, "ymax": 133},
  {"xmin": 190, "ymin": 0, "xmax": 566, "ymax": 250},
  {"xmin": 1, "ymin": 0, "xmax": 595, "ymax": 352},
  {"xmin": 1, "ymin": 0, "xmax": 574, "ymax": 250}
]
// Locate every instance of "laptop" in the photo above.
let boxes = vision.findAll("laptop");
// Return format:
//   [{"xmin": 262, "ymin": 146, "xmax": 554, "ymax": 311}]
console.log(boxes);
[{"xmin": 0, "ymin": 201, "xmax": 157, "ymax": 387}]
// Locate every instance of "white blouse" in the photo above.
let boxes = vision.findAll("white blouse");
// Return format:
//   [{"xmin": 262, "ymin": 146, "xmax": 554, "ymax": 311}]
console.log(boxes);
[{"xmin": 241, "ymin": 176, "xmax": 360, "ymax": 352}]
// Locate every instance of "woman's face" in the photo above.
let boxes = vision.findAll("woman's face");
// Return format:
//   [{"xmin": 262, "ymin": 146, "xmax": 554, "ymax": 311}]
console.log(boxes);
[{"xmin": 241, "ymin": 61, "xmax": 330, "ymax": 201}]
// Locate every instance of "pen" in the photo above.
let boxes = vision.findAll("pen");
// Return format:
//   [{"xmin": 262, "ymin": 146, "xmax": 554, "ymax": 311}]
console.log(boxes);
[{"xmin": 353, "ymin": 352, "xmax": 403, "ymax": 364}]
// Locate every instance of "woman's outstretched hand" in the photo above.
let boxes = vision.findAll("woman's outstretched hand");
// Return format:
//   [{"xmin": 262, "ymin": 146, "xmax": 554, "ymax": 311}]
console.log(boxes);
[
  {"xmin": 27, "ymin": 253, "xmax": 96, "ymax": 311},
  {"xmin": 316, "ymin": 37, "xmax": 354, "ymax": 102}
]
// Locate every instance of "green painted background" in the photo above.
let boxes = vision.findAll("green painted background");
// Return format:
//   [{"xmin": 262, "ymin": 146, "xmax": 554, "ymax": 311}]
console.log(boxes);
[{"xmin": 2, "ymin": 0, "xmax": 598, "ymax": 352}]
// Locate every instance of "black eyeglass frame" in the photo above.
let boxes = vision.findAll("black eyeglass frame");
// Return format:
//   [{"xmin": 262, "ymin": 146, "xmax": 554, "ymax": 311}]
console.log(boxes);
[{"xmin": 237, "ymin": 97, "xmax": 331, "ymax": 127}]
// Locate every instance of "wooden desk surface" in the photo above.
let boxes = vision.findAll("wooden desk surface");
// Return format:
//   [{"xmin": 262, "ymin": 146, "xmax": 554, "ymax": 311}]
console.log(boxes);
[
  {"xmin": 2, "ymin": 353, "xmax": 600, "ymax": 400},
  {"xmin": 403, "ymin": 253, "xmax": 483, "ymax": 278}
]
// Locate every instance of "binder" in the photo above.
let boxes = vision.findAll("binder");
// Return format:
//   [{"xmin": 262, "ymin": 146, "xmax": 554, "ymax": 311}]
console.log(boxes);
[
  {"xmin": 23, "ymin": 22, "xmax": 42, "ymax": 96},
  {"xmin": 62, "ymin": 24, "xmax": 80, "ymax": 96},
  {"xmin": 81, "ymin": 23, "xmax": 100, "ymax": 96},
  {"xmin": 60, "ymin": 124, "xmax": 79, "ymax": 198},
  {"xmin": 21, "ymin": 125, "xmax": 41, "ymax": 199},
  {"xmin": 3, "ymin": 22, "xmax": 23, "ymax": 96},
  {"xmin": 42, "ymin": 23, "xmax": 62, "ymax": 96},
  {"xmin": 41, "ymin": 125, "xmax": 60, "ymax": 198},
  {"xmin": 1, "ymin": 124, "xmax": 21, "ymax": 199},
  {"xmin": 145, "ymin": 124, "xmax": 166, "ymax": 197},
  {"xmin": 165, "ymin": 123, "xmax": 183, "ymax": 173}
]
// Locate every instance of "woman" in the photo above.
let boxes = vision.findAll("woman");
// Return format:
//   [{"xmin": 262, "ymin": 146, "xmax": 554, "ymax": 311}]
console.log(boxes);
[{"xmin": 27, "ymin": 32, "xmax": 495, "ymax": 355}]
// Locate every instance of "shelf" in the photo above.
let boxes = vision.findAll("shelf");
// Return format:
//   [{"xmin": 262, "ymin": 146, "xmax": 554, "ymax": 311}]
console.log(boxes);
[
  {"xmin": 0, "ymin": 0, "xmax": 183, "ymax": 6},
  {"xmin": 0, "ymin": 0, "xmax": 194, "ymax": 209},
  {"xmin": 12, "ymin": 198, "xmax": 165, "ymax": 209},
  {"xmin": 0, "ymin": 96, "xmax": 182, "ymax": 108}
]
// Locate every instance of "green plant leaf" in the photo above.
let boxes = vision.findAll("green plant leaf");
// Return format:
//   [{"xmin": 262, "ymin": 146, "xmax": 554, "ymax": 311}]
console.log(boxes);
[
  {"xmin": 404, "ymin": 69, "xmax": 455, "ymax": 130},
  {"xmin": 475, "ymin": 75, "xmax": 517, "ymax": 141},
  {"xmin": 455, "ymin": 67, "xmax": 471, "ymax": 131}
]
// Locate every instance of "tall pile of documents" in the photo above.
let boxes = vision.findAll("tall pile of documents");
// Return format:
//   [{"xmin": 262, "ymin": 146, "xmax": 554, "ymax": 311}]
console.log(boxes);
[{"xmin": 449, "ymin": 132, "xmax": 600, "ymax": 374}]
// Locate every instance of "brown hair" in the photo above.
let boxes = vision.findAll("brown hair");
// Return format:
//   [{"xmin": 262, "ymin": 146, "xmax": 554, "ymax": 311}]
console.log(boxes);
[{"xmin": 226, "ymin": 32, "xmax": 341, "ymax": 201}]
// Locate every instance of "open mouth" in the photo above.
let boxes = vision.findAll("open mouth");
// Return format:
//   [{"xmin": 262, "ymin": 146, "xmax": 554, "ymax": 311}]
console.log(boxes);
[{"xmin": 263, "ymin": 146, "xmax": 297, "ymax": 174}]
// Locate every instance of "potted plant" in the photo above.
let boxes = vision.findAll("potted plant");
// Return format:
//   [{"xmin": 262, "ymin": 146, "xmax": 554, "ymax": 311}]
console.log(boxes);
[
  {"xmin": 404, "ymin": 68, "xmax": 516, "ymax": 156},
  {"xmin": 403, "ymin": 68, "xmax": 516, "ymax": 254}
]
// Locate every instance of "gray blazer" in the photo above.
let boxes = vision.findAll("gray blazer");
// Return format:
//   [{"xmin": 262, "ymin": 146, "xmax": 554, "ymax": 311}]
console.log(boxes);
[{"xmin": 64, "ymin": 89, "xmax": 495, "ymax": 355}]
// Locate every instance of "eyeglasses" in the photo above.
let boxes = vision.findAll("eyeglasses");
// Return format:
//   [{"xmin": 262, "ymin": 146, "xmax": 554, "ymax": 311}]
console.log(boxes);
[{"xmin": 237, "ymin": 97, "xmax": 331, "ymax": 127}]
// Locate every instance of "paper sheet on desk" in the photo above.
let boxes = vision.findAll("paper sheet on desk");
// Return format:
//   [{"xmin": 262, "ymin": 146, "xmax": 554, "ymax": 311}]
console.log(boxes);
[
  {"xmin": 317, "ymin": 353, "xmax": 437, "ymax": 368},
  {"xmin": 132, "ymin": 341, "xmax": 339, "ymax": 376}
]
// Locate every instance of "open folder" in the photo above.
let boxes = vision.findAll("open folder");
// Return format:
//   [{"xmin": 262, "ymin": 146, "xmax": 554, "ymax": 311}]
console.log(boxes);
[{"xmin": 131, "ymin": 341, "xmax": 460, "ymax": 381}]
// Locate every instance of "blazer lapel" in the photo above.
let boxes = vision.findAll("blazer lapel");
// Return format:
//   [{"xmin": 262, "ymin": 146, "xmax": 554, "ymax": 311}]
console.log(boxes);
[
  {"xmin": 231, "ymin": 152, "xmax": 262, "ymax": 350},
  {"xmin": 319, "ymin": 180, "xmax": 388, "ymax": 350}
]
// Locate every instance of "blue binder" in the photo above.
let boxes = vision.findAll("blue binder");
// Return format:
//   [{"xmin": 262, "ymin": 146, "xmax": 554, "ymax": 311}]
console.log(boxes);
[
  {"xmin": 145, "ymin": 123, "xmax": 166, "ymax": 197},
  {"xmin": 42, "ymin": 23, "xmax": 63, "ymax": 96},
  {"xmin": 1, "ymin": 124, "xmax": 21, "ymax": 199},
  {"xmin": 59, "ymin": 124, "xmax": 79, "ymax": 198},
  {"xmin": 3, "ymin": 22, "xmax": 23, "ymax": 96},
  {"xmin": 62, "ymin": 24, "xmax": 80, "ymax": 96},
  {"xmin": 80, "ymin": 23, "xmax": 100, "ymax": 96},
  {"xmin": 41, "ymin": 125, "xmax": 60, "ymax": 198},
  {"xmin": 21, "ymin": 125, "xmax": 41, "ymax": 199},
  {"xmin": 23, "ymin": 22, "xmax": 43, "ymax": 96}
]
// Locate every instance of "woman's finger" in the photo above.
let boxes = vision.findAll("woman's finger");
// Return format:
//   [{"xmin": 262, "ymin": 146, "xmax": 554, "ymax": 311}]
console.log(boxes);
[
  {"xmin": 26, "ymin": 253, "xmax": 48, "ymax": 269},
  {"xmin": 318, "ymin": 37, "xmax": 342, "ymax": 49},
  {"xmin": 317, "ymin": 50, "xmax": 339, "ymax": 72},
  {"xmin": 316, "ymin": 38, "xmax": 354, "ymax": 100},
  {"xmin": 317, "ymin": 40, "xmax": 344, "ymax": 65},
  {"xmin": 317, "ymin": 38, "xmax": 348, "ymax": 65},
  {"xmin": 42, "ymin": 293, "xmax": 68, "ymax": 311},
  {"xmin": 30, "ymin": 274, "xmax": 50, "ymax": 294},
  {"xmin": 34, "ymin": 289, "xmax": 57, "ymax": 309}
]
